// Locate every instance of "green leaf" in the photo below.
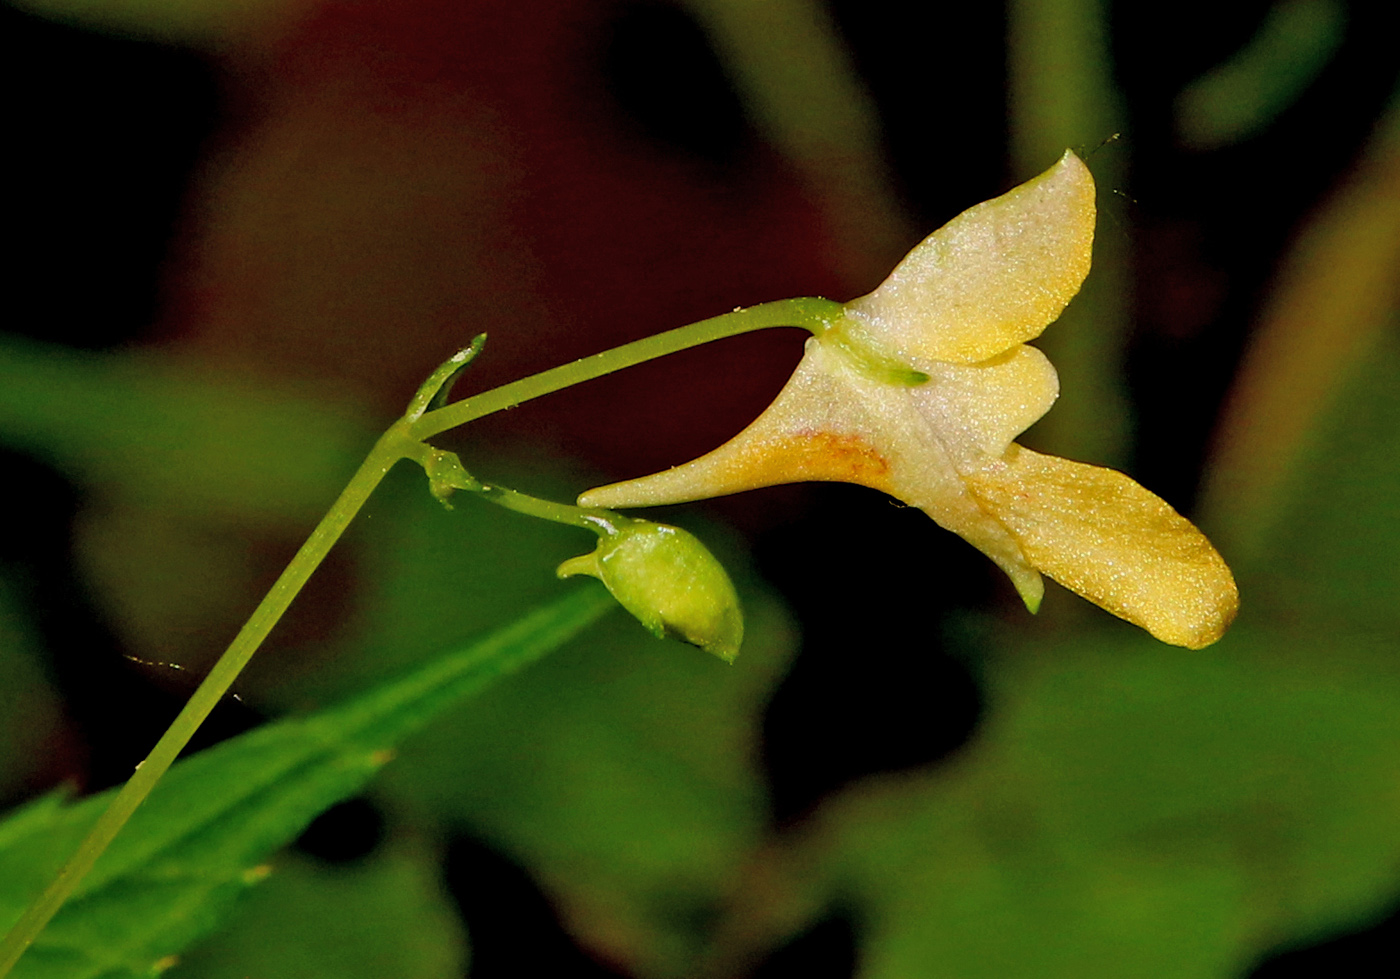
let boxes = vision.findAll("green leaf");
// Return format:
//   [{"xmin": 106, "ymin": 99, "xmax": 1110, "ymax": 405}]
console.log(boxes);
[
  {"xmin": 167, "ymin": 843, "xmax": 467, "ymax": 979},
  {"xmin": 7, "ymin": 0, "xmax": 287, "ymax": 46},
  {"xmin": 0, "ymin": 588, "xmax": 612, "ymax": 979},
  {"xmin": 254, "ymin": 464, "xmax": 796, "ymax": 978},
  {"xmin": 1176, "ymin": 0, "xmax": 1347, "ymax": 149},
  {"xmin": 0, "ymin": 338, "xmax": 369, "ymax": 527},
  {"xmin": 1250, "ymin": 322, "xmax": 1400, "ymax": 634},
  {"xmin": 382, "ymin": 602, "xmax": 792, "ymax": 977},
  {"xmin": 736, "ymin": 624, "xmax": 1400, "ymax": 978}
]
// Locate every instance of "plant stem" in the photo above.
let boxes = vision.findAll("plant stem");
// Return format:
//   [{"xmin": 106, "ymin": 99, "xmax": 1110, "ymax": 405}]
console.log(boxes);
[
  {"xmin": 0, "ymin": 428, "xmax": 413, "ymax": 976},
  {"xmin": 407, "ymin": 442, "xmax": 625, "ymax": 534},
  {"xmin": 473, "ymin": 483, "xmax": 622, "ymax": 533},
  {"xmin": 0, "ymin": 296, "xmax": 836, "ymax": 974},
  {"xmin": 408, "ymin": 297, "xmax": 841, "ymax": 441}
]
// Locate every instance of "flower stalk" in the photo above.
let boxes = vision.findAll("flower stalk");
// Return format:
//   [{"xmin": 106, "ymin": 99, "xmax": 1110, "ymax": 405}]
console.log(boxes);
[{"xmin": 0, "ymin": 299, "xmax": 832, "ymax": 976}]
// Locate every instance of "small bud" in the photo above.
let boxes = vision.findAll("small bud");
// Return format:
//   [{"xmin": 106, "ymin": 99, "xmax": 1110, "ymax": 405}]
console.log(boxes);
[{"xmin": 557, "ymin": 521, "xmax": 743, "ymax": 662}]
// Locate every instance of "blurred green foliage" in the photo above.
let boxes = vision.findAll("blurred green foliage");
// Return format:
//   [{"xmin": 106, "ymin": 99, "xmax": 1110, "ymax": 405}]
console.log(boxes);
[
  {"xmin": 738, "ymin": 622, "xmax": 1400, "ymax": 978},
  {"xmin": 0, "ymin": 339, "xmax": 370, "ymax": 528},
  {"xmin": 0, "ymin": 589, "xmax": 609, "ymax": 978},
  {"xmin": 0, "ymin": 580, "xmax": 64, "ymax": 801},
  {"xmin": 169, "ymin": 845, "xmax": 468, "ymax": 979},
  {"xmin": 1176, "ymin": 0, "xmax": 1346, "ymax": 149},
  {"xmin": 3, "ymin": 0, "xmax": 1399, "ymax": 977},
  {"xmin": 1253, "ymin": 321, "xmax": 1400, "ymax": 634}
]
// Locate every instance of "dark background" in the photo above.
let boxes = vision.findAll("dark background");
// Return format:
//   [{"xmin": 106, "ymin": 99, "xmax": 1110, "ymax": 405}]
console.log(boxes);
[{"xmin": 4, "ymin": 1, "xmax": 1398, "ymax": 975}]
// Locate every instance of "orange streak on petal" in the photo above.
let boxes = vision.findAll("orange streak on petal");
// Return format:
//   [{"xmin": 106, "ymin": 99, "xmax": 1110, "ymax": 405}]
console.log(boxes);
[
  {"xmin": 578, "ymin": 427, "xmax": 895, "ymax": 509},
  {"xmin": 757, "ymin": 430, "xmax": 894, "ymax": 489}
]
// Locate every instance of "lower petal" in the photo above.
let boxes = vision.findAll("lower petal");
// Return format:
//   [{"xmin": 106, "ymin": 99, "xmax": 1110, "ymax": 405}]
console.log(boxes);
[
  {"xmin": 965, "ymin": 446, "xmax": 1239, "ymax": 648},
  {"xmin": 909, "ymin": 344, "xmax": 1059, "ymax": 465}
]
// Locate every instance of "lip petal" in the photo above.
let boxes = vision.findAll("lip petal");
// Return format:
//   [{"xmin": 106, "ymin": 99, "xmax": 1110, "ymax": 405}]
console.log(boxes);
[{"xmin": 965, "ymin": 445, "xmax": 1240, "ymax": 648}]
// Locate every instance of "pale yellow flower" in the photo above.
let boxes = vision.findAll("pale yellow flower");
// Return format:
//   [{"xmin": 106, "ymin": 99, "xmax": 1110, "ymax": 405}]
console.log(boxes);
[{"xmin": 581, "ymin": 151, "xmax": 1238, "ymax": 648}]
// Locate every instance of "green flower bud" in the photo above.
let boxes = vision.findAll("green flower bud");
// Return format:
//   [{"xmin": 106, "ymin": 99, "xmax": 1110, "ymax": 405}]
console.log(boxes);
[{"xmin": 557, "ymin": 521, "xmax": 743, "ymax": 662}]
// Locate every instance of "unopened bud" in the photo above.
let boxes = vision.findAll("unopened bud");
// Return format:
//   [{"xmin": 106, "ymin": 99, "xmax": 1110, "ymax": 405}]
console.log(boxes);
[{"xmin": 557, "ymin": 521, "xmax": 743, "ymax": 662}]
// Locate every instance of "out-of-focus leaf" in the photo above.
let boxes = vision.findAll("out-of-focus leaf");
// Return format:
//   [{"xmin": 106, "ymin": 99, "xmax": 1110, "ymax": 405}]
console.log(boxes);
[
  {"xmin": 1246, "ymin": 322, "xmax": 1400, "ymax": 633},
  {"xmin": 0, "ymin": 578, "xmax": 65, "ymax": 802},
  {"xmin": 0, "ymin": 337, "xmax": 378, "ymax": 672},
  {"xmin": 263, "ymin": 464, "xmax": 797, "ymax": 978},
  {"xmin": 69, "ymin": 504, "xmax": 266, "ymax": 673},
  {"xmin": 1176, "ymin": 0, "xmax": 1347, "ymax": 150},
  {"xmin": 168, "ymin": 843, "xmax": 467, "ymax": 979},
  {"xmin": 1007, "ymin": 0, "xmax": 1131, "ymax": 468},
  {"xmin": 0, "ymin": 589, "xmax": 611, "ymax": 979},
  {"xmin": 1201, "ymin": 93, "xmax": 1400, "ymax": 567},
  {"xmin": 382, "ymin": 605, "xmax": 793, "ymax": 978},
  {"xmin": 681, "ymin": 0, "xmax": 912, "ymax": 278},
  {"xmin": 8, "ymin": 0, "xmax": 304, "ymax": 45},
  {"xmin": 0, "ymin": 338, "xmax": 369, "ymax": 527},
  {"xmin": 723, "ymin": 624, "xmax": 1400, "ymax": 979}
]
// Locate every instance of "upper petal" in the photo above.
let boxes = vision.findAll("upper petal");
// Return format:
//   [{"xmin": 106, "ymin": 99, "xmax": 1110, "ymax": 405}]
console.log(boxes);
[
  {"xmin": 908, "ymin": 344, "xmax": 1059, "ymax": 469},
  {"xmin": 965, "ymin": 445, "xmax": 1239, "ymax": 648},
  {"xmin": 844, "ymin": 150, "xmax": 1096, "ymax": 365}
]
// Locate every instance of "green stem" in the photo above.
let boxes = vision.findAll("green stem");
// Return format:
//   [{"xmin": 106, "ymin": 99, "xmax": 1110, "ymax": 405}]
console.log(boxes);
[
  {"xmin": 473, "ymin": 484, "xmax": 622, "ymax": 533},
  {"xmin": 408, "ymin": 442, "xmax": 625, "ymax": 534},
  {"xmin": 0, "ymin": 428, "xmax": 414, "ymax": 975},
  {"xmin": 408, "ymin": 297, "xmax": 840, "ymax": 441},
  {"xmin": 1, "ymin": 296, "xmax": 835, "ymax": 975}
]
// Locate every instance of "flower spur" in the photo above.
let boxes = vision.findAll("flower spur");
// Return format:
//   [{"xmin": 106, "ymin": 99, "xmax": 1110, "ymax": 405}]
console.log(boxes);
[{"xmin": 580, "ymin": 151, "xmax": 1238, "ymax": 649}]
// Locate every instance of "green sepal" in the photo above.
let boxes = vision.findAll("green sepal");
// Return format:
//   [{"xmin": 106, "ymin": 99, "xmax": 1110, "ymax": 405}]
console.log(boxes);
[{"xmin": 419, "ymin": 448, "xmax": 482, "ymax": 509}]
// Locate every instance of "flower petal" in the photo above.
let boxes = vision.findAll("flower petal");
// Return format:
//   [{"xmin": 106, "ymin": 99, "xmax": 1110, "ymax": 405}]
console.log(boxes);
[
  {"xmin": 910, "ymin": 344, "xmax": 1059, "ymax": 467},
  {"xmin": 965, "ymin": 446, "xmax": 1239, "ymax": 648},
  {"xmin": 844, "ymin": 150, "xmax": 1096, "ymax": 365},
  {"xmin": 581, "ymin": 340, "xmax": 1046, "ymax": 610},
  {"xmin": 579, "ymin": 340, "xmax": 902, "ymax": 507}
]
